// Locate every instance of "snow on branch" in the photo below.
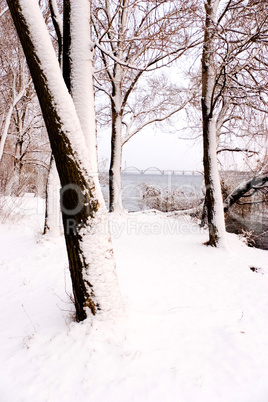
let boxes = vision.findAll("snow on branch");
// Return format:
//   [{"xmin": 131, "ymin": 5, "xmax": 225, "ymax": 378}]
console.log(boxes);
[
  {"xmin": 217, "ymin": 147, "xmax": 258, "ymax": 154},
  {"xmin": 94, "ymin": 41, "xmax": 143, "ymax": 71},
  {"xmin": 0, "ymin": 6, "xmax": 8, "ymax": 18},
  {"xmin": 224, "ymin": 174, "xmax": 268, "ymax": 212}
]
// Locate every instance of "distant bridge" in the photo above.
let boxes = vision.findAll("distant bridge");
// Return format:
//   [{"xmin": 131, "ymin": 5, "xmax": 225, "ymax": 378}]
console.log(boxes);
[{"xmin": 121, "ymin": 166, "xmax": 202, "ymax": 176}]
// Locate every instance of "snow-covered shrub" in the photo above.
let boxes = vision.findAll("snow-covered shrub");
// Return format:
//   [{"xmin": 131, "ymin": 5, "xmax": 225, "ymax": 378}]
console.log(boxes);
[
  {"xmin": 0, "ymin": 195, "xmax": 24, "ymax": 223},
  {"xmin": 0, "ymin": 155, "xmax": 47, "ymax": 198},
  {"xmin": 140, "ymin": 183, "xmax": 202, "ymax": 213},
  {"xmin": 0, "ymin": 193, "xmax": 40, "ymax": 223},
  {"xmin": 239, "ymin": 229, "xmax": 256, "ymax": 247}
]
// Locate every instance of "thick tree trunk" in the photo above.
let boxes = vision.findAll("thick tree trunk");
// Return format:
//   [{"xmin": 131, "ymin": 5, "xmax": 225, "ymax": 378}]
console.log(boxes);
[
  {"xmin": 202, "ymin": 114, "xmax": 226, "ymax": 246},
  {"xmin": 201, "ymin": 0, "xmax": 227, "ymax": 247},
  {"xmin": 63, "ymin": 0, "xmax": 98, "ymax": 167},
  {"xmin": 109, "ymin": 106, "xmax": 124, "ymax": 213},
  {"xmin": 8, "ymin": 0, "xmax": 122, "ymax": 322}
]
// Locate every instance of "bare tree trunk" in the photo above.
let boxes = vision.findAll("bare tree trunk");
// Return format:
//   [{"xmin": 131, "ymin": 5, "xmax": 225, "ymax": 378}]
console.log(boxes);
[
  {"xmin": 49, "ymin": 0, "xmax": 63, "ymax": 65},
  {"xmin": 44, "ymin": 0, "xmax": 62, "ymax": 235},
  {"xmin": 44, "ymin": 156, "xmax": 61, "ymax": 235},
  {"xmin": 63, "ymin": 0, "xmax": 98, "ymax": 166},
  {"xmin": 202, "ymin": 115, "xmax": 226, "ymax": 246},
  {"xmin": 7, "ymin": 0, "xmax": 122, "ymax": 322},
  {"xmin": 0, "ymin": 87, "xmax": 25, "ymax": 162},
  {"xmin": 109, "ymin": 105, "xmax": 124, "ymax": 213},
  {"xmin": 62, "ymin": 0, "xmax": 71, "ymax": 92},
  {"xmin": 201, "ymin": 0, "xmax": 227, "ymax": 247}
]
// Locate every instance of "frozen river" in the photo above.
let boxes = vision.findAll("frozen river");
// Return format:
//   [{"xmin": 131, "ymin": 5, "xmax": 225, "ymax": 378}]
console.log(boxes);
[
  {"xmin": 101, "ymin": 173, "xmax": 204, "ymax": 212},
  {"xmin": 101, "ymin": 172, "xmax": 268, "ymax": 249}
]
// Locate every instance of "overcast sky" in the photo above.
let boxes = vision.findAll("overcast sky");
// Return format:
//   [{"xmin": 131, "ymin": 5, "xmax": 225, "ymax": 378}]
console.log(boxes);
[{"xmin": 98, "ymin": 128, "xmax": 203, "ymax": 172}]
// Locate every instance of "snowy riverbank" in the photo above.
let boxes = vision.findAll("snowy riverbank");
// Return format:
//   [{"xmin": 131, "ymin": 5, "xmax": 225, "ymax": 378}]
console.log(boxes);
[{"xmin": 1, "ymin": 198, "xmax": 268, "ymax": 401}]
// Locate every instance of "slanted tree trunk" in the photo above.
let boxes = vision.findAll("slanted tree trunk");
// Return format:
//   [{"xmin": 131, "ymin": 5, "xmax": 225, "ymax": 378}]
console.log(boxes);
[
  {"xmin": 45, "ymin": 0, "xmax": 100, "ymax": 235},
  {"xmin": 8, "ymin": 0, "xmax": 122, "ymax": 322},
  {"xmin": 44, "ymin": 0, "xmax": 62, "ymax": 235},
  {"xmin": 224, "ymin": 174, "xmax": 268, "ymax": 212},
  {"xmin": 201, "ymin": 0, "xmax": 227, "ymax": 247}
]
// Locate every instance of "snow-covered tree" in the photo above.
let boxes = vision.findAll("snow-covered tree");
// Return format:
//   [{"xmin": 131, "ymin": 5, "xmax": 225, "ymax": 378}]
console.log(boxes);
[
  {"xmin": 7, "ymin": 0, "xmax": 122, "ymax": 322},
  {"xmin": 201, "ymin": 0, "xmax": 227, "ymax": 247},
  {"xmin": 0, "ymin": 5, "xmax": 49, "ymax": 195},
  {"xmin": 92, "ymin": 0, "xmax": 200, "ymax": 212},
  {"xmin": 201, "ymin": 0, "xmax": 268, "ymax": 246}
]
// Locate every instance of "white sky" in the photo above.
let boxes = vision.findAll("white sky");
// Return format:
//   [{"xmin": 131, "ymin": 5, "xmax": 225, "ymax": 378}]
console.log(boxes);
[
  {"xmin": 97, "ymin": 123, "xmax": 263, "ymax": 173},
  {"xmin": 98, "ymin": 129, "xmax": 204, "ymax": 172}
]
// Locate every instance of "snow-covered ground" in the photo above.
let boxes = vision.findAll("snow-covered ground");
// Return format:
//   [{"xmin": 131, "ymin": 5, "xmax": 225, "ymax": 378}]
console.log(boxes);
[{"xmin": 1, "ymin": 196, "xmax": 268, "ymax": 402}]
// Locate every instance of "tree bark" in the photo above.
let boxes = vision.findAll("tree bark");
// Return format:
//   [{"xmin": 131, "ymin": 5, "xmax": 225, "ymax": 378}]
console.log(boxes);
[{"xmin": 7, "ymin": 0, "xmax": 122, "ymax": 322}]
